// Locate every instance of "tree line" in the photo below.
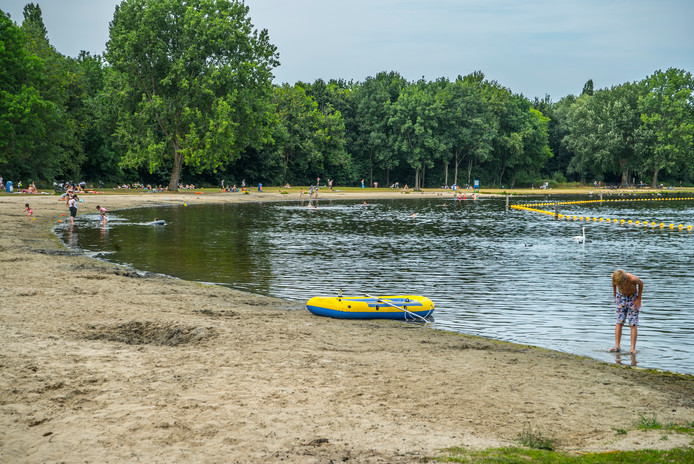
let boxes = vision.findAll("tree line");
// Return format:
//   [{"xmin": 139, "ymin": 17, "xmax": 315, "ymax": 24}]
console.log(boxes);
[{"xmin": 2, "ymin": 1, "xmax": 693, "ymax": 191}]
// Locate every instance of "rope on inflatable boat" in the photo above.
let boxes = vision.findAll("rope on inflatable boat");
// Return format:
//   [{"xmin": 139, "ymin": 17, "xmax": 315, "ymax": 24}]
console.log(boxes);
[{"xmin": 363, "ymin": 293, "xmax": 430, "ymax": 323}]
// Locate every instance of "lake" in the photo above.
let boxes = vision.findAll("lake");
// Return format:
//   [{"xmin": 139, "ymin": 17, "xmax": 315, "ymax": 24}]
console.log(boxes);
[{"xmin": 56, "ymin": 195, "xmax": 694, "ymax": 375}]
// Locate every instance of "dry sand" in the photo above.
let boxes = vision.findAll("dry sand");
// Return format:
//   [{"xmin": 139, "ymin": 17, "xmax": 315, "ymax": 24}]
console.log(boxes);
[{"xmin": 1, "ymin": 189, "xmax": 693, "ymax": 463}]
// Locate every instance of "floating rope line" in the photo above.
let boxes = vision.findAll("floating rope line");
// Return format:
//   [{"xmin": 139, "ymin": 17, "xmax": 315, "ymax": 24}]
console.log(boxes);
[
  {"xmin": 515, "ymin": 195, "xmax": 694, "ymax": 208},
  {"xmin": 511, "ymin": 204, "xmax": 693, "ymax": 232}
]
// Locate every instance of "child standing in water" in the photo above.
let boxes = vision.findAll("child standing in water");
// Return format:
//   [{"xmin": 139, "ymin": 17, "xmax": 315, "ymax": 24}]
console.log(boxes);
[
  {"xmin": 611, "ymin": 269, "xmax": 644, "ymax": 354},
  {"xmin": 68, "ymin": 195, "xmax": 78, "ymax": 225},
  {"xmin": 96, "ymin": 205, "xmax": 108, "ymax": 223}
]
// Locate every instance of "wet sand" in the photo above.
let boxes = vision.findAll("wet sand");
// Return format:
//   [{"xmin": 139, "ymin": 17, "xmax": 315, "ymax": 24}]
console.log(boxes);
[{"xmin": 1, "ymin": 190, "xmax": 693, "ymax": 463}]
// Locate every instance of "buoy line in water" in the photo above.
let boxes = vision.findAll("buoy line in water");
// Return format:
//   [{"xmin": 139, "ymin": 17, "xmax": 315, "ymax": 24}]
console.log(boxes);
[
  {"xmin": 515, "ymin": 195, "xmax": 694, "ymax": 208},
  {"xmin": 510, "ymin": 204, "xmax": 694, "ymax": 232}
]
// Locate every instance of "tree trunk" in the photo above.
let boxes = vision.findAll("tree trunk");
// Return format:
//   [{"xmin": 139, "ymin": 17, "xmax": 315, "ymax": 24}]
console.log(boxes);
[
  {"xmin": 454, "ymin": 154, "xmax": 461, "ymax": 186},
  {"xmin": 467, "ymin": 158, "xmax": 473, "ymax": 186},
  {"xmin": 369, "ymin": 150, "xmax": 373, "ymax": 187},
  {"xmin": 444, "ymin": 162, "xmax": 448, "ymax": 187},
  {"xmin": 511, "ymin": 166, "xmax": 518, "ymax": 188},
  {"xmin": 499, "ymin": 164, "xmax": 506, "ymax": 187},
  {"xmin": 168, "ymin": 138, "xmax": 183, "ymax": 191},
  {"xmin": 619, "ymin": 158, "xmax": 629, "ymax": 187},
  {"xmin": 651, "ymin": 169, "xmax": 659, "ymax": 188},
  {"xmin": 422, "ymin": 164, "xmax": 426, "ymax": 188},
  {"xmin": 415, "ymin": 168, "xmax": 420, "ymax": 189}
]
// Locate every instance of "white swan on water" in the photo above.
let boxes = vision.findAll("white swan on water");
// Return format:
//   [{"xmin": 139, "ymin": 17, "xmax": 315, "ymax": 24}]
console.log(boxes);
[{"xmin": 572, "ymin": 227, "xmax": 586, "ymax": 243}]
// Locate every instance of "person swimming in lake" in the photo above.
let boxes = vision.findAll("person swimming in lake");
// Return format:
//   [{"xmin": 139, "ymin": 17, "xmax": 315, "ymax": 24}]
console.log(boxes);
[{"xmin": 611, "ymin": 269, "xmax": 644, "ymax": 354}]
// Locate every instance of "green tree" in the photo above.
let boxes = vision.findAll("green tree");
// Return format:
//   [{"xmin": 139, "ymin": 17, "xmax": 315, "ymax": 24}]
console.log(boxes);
[
  {"xmin": 105, "ymin": 0, "xmax": 279, "ymax": 190},
  {"xmin": 637, "ymin": 68, "xmax": 694, "ymax": 187},
  {"xmin": 296, "ymin": 79, "xmax": 354, "ymax": 184},
  {"xmin": 539, "ymin": 94, "xmax": 577, "ymax": 181},
  {"xmin": 483, "ymin": 85, "xmax": 524, "ymax": 187},
  {"xmin": 439, "ymin": 77, "xmax": 495, "ymax": 186},
  {"xmin": 565, "ymin": 82, "xmax": 641, "ymax": 185},
  {"xmin": 352, "ymin": 71, "xmax": 406, "ymax": 186},
  {"xmin": 581, "ymin": 79, "xmax": 594, "ymax": 97},
  {"xmin": 511, "ymin": 107, "xmax": 552, "ymax": 187},
  {"xmin": 0, "ymin": 8, "xmax": 69, "ymax": 184},
  {"xmin": 21, "ymin": 3, "xmax": 92, "ymax": 182},
  {"xmin": 77, "ymin": 53, "xmax": 127, "ymax": 183},
  {"xmin": 249, "ymin": 84, "xmax": 347, "ymax": 185},
  {"xmin": 389, "ymin": 80, "xmax": 445, "ymax": 189}
]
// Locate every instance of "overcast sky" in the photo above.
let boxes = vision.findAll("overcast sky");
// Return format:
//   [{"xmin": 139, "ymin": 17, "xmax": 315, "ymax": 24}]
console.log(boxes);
[{"xmin": 3, "ymin": 0, "xmax": 692, "ymax": 100}]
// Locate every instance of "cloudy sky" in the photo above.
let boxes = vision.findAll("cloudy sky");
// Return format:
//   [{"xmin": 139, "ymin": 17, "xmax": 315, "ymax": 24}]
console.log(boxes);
[{"xmin": 3, "ymin": 0, "xmax": 692, "ymax": 100}]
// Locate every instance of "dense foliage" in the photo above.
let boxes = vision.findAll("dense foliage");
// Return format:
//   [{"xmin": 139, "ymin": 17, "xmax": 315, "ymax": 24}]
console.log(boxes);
[{"xmin": 1, "ymin": 3, "xmax": 693, "ymax": 190}]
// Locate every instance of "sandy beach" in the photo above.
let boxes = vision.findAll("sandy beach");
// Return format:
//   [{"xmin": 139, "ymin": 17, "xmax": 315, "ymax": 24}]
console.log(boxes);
[{"xmin": 1, "ymin": 189, "xmax": 693, "ymax": 463}]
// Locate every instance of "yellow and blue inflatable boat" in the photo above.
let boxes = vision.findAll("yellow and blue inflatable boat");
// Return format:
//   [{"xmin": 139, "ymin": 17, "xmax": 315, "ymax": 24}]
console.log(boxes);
[{"xmin": 306, "ymin": 295, "xmax": 434, "ymax": 320}]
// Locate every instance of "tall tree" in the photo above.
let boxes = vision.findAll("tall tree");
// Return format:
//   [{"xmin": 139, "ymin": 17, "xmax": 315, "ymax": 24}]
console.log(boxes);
[
  {"xmin": 0, "ymin": 7, "xmax": 82, "ymax": 183},
  {"xmin": 353, "ymin": 71, "xmax": 406, "ymax": 186},
  {"xmin": 0, "ymin": 9, "xmax": 56, "ymax": 182},
  {"xmin": 539, "ymin": 94, "xmax": 577, "ymax": 180},
  {"xmin": 105, "ymin": 0, "xmax": 279, "ymax": 190},
  {"xmin": 510, "ymin": 107, "xmax": 552, "ymax": 187},
  {"xmin": 389, "ymin": 80, "xmax": 445, "ymax": 189},
  {"xmin": 245, "ymin": 84, "xmax": 347, "ymax": 185},
  {"xmin": 565, "ymin": 83, "xmax": 641, "ymax": 185},
  {"xmin": 296, "ymin": 78, "xmax": 354, "ymax": 183},
  {"xmin": 637, "ymin": 68, "xmax": 694, "ymax": 187},
  {"xmin": 439, "ymin": 77, "xmax": 494, "ymax": 186},
  {"xmin": 581, "ymin": 79, "xmax": 594, "ymax": 97}
]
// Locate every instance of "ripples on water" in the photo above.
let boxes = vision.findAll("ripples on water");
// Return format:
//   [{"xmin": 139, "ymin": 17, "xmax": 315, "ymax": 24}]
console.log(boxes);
[{"xmin": 57, "ymin": 196, "xmax": 694, "ymax": 375}]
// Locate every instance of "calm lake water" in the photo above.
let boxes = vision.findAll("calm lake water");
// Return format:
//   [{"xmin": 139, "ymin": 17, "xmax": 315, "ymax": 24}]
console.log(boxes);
[{"xmin": 56, "ymin": 196, "xmax": 694, "ymax": 375}]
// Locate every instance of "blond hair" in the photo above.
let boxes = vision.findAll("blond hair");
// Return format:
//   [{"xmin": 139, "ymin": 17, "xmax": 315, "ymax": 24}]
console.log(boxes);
[{"xmin": 612, "ymin": 269, "xmax": 627, "ymax": 286}]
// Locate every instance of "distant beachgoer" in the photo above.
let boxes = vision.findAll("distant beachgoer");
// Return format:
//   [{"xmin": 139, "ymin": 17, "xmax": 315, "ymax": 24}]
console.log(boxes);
[
  {"xmin": 361, "ymin": 179, "xmax": 365, "ymax": 188},
  {"xmin": 68, "ymin": 195, "xmax": 78, "ymax": 225},
  {"xmin": 96, "ymin": 205, "xmax": 108, "ymax": 223},
  {"xmin": 611, "ymin": 269, "xmax": 644, "ymax": 354},
  {"xmin": 24, "ymin": 203, "xmax": 33, "ymax": 218}
]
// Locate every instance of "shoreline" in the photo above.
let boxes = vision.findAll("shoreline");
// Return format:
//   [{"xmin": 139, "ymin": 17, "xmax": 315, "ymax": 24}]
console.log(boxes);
[{"xmin": 1, "ymin": 191, "xmax": 693, "ymax": 462}]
